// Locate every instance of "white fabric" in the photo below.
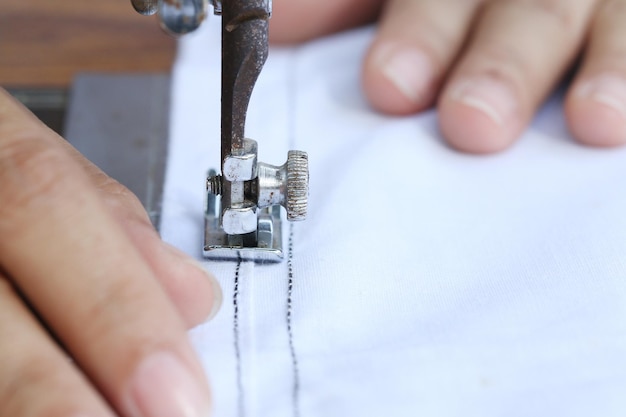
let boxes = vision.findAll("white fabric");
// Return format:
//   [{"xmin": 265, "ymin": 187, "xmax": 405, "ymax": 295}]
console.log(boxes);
[{"xmin": 161, "ymin": 22, "xmax": 626, "ymax": 417}]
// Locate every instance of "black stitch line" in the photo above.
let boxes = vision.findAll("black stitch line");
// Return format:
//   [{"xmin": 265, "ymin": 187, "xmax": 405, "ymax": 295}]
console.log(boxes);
[
  {"xmin": 287, "ymin": 223, "xmax": 301, "ymax": 417},
  {"xmin": 233, "ymin": 255, "xmax": 245, "ymax": 417}
]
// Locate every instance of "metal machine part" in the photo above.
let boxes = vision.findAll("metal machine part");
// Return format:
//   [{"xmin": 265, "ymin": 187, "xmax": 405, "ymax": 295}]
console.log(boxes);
[
  {"xmin": 65, "ymin": 74, "xmax": 171, "ymax": 229},
  {"xmin": 133, "ymin": 0, "xmax": 309, "ymax": 262}
]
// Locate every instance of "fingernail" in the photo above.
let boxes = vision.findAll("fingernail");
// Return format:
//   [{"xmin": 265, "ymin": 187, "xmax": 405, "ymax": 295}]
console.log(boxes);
[
  {"xmin": 182, "ymin": 258, "xmax": 222, "ymax": 321},
  {"xmin": 128, "ymin": 351, "xmax": 210, "ymax": 417},
  {"xmin": 375, "ymin": 43, "xmax": 434, "ymax": 103},
  {"xmin": 575, "ymin": 74, "xmax": 626, "ymax": 118},
  {"xmin": 165, "ymin": 244, "xmax": 223, "ymax": 320},
  {"xmin": 449, "ymin": 77, "xmax": 517, "ymax": 126}
]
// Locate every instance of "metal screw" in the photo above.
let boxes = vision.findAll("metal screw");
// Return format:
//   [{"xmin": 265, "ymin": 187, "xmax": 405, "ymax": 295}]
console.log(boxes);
[
  {"xmin": 285, "ymin": 150, "xmax": 308, "ymax": 221},
  {"xmin": 206, "ymin": 174, "xmax": 223, "ymax": 195}
]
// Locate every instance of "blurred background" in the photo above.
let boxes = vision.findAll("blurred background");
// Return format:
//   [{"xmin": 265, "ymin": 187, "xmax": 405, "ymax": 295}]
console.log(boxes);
[{"xmin": 0, "ymin": 0, "xmax": 176, "ymax": 134}]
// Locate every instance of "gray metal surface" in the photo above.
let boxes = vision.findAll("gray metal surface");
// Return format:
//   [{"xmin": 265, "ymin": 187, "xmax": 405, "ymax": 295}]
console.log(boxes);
[
  {"xmin": 204, "ymin": 205, "xmax": 284, "ymax": 262},
  {"xmin": 64, "ymin": 73, "xmax": 171, "ymax": 229},
  {"xmin": 8, "ymin": 88, "xmax": 67, "ymax": 135}
]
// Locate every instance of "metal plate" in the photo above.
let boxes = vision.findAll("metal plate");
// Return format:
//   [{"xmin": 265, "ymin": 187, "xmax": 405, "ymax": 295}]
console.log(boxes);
[
  {"xmin": 64, "ymin": 73, "xmax": 171, "ymax": 229},
  {"xmin": 204, "ymin": 196, "xmax": 284, "ymax": 262}
]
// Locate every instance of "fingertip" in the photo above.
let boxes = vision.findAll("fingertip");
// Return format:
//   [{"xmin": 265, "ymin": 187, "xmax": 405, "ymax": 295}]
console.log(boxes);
[
  {"xmin": 164, "ymin": 244, "xmax": 223, "ymax": 327},
  {"xmin": 125, "ymin": 351, "xmax": 211, "ymax": 417},
  {"xmin": 566, "ymin": 74, "xmax": 626, "ymax": 148},
  {"xmin": 439, "ymin": 77, "xmax": 523, "ymax": 154},
  {"xmin": 439, "ymin": 101, "xmax": 511, "ymax": 154},
  {"xmin": 185, "ymin": 258, "xmax": 222, "ymax": 323},
  {"xmin": 362, "ymin": 42, "xmax": 435, "ymax": 115},
  {"xmin": 120, "ymin": 215, "xmax": 222, "ymax": 327},
  {"xmin": 207, "ymin": 274, "xmax": 223, "ymax": 322}
]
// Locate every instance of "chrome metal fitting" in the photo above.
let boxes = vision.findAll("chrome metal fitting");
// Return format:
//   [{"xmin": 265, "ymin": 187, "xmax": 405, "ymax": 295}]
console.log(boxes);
[
  {"xmin": 223, "ymin": 139, "xmax": 258, "ymax": 182},
  {"xmin": 204, "ymin": 141, "xmax": 309, "ymax": 260}
]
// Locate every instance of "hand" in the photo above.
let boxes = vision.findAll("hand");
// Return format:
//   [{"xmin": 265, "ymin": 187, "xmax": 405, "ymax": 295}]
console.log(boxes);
[
  {"xmin": 270, "ymin": 0, "xmax": 626, "ymax": 153},
  {"xmin": 0, "ymin": 89, "xmax": 220, "ymax": 417}
]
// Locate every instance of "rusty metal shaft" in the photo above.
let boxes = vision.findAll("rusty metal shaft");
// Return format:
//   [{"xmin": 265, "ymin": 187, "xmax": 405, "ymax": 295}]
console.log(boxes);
[{"xmin": 221, "ymin": 0, "xmax": 270, "ymax": 161}]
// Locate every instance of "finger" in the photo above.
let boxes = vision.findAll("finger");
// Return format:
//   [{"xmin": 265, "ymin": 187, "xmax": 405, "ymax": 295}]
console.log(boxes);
[
  {"xmin": 362, "ymin": 0, "xmax": 485, "ymax": 115},
  {"xmin": 269, "ymin": 0, "xmax": 383, "ymax": 44},
  {"xmin": 0, "ymin": 275, "xmax": 114, "ymax": 417},
  {"xmin": 0, "ymin": 92, "xmax": 211, "ymax": 417},
  {"xmin": 565, "ymin": 0, "xmax": 626, "ymax": 147},
  {"xmin": 3, "ymin": 90, "xmax": 221, "ymax": 327},
  {"xmin": 72, "ymin": 158, "xmax": 222, "ymax": 328},
  {"xmin": 438, "ymin": 0, "xmax": 598, "ymax": 153}
]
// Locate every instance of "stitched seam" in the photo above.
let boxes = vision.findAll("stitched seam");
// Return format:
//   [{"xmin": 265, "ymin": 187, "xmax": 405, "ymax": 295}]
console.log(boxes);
[
  {"xmin": 287, "ymin": 223, "xmax": 301, "ymax": 417},
  {"xmin": 233, "ymin": 255, "xmax": 245, "ymax": 417}
]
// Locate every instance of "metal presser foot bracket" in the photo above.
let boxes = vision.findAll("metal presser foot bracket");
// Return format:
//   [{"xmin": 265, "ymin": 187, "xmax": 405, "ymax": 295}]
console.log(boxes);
[
  {"xmin": 204, "ymin": 146, "xmax": 308, "ymax": 262},
  {"xmin": 203, "ymin": 0, "xmax": 309, "ymax": 262},
  {"xmin": 133, "ymin": 0, "xmax": 309, "ymax": 262}
]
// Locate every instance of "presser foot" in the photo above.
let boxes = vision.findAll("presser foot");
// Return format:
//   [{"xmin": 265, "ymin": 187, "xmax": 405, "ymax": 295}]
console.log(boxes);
[
  {"xmin": 203, "ymin": 171, "xmax": 285, "ymax": 263},
  {"xmin": 203, "ymin": 144, "xmax": 308, "ymax": 263}
]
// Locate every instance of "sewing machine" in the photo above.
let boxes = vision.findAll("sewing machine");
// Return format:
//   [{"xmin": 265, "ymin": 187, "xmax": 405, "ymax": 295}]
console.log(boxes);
[
  {"xmin": 7, "ymin": 0, "xmax": 306, "ymax": 262},
  {"xmin": 133, "ymin": 0, "xmax": 309, "ymax": 262}
]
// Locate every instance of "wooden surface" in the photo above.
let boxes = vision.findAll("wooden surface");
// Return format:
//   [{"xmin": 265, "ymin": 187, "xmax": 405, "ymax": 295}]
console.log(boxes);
[{"xmin": 0, "ymin": 0, "xmax": 177, "ymax": 87}]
